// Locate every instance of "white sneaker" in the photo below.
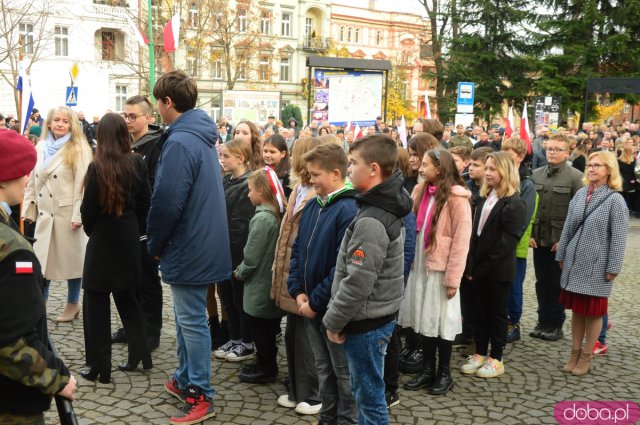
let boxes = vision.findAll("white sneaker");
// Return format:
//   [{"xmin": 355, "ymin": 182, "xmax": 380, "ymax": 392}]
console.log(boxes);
[
  {"xmin": 213, "ymin": 340, "xmax": 235, "ymax": 359},
  {"xmin": 295, "ymin": 401, "xmax": 322, "ymax": 415},
  {"xmin": 460, "ymin": 354, "xmax": 488, "ymax": 375},
  {"xmin": 225, "ymin": 344, "xmax": 255, "ymax": 362},
  {"xmin": 476, "ymin": 357, "xmax": 504, "ymax": 378},
  {"xmin": 277, "ymin": 394, "xmax": 297, "ymax": 408}
]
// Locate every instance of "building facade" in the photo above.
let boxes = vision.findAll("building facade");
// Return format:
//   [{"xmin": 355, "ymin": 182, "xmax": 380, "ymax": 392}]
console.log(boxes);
[
  {"xmin": 330, "ymin": 1, "xmax": 434, "ymax": 118},
  {"xmin": 0, "ymin": 0, "xmax": 142, "ymax": 121}
]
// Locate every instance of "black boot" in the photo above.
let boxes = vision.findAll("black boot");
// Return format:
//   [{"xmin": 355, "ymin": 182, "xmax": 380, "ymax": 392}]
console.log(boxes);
[
  {"xmin": 403, "ymin": 360, "xmax": 435, "ymax": 390},
  {"xmin": 428, "ymin": 366, "xmax": 454, "ymax": 395},
  {"xmin": 399, "ymin": 348, "xmax": 424, "ymax": 374}
]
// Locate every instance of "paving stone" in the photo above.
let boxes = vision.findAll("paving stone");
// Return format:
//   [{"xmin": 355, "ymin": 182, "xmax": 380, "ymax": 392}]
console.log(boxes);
[{"xmin": 42, "ymin": 221, "xmax": 640, "ymax": 424}]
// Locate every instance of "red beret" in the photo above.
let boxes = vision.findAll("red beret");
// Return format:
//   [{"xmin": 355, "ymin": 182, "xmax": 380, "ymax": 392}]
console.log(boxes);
[{"xmin": 0, "ymin": 129, "xmax": 37, "ymax": 182}]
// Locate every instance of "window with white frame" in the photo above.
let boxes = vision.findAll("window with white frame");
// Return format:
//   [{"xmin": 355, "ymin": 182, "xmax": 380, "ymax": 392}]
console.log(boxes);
[
  {"xmin": 376, "ymin": 30, "xmax": 383, "ymax": 46},
  {"xmin": 19, "ymin": 23, "xmax": 34, "ymax": 54},
  {"xmin": 189, "ymin": 2, "xmax": 199, "ymax": 27},
  {"xmin": 281, "ymin": 13, "xmax": 291, "ymax": 37},
  {"xmin": 186, "ymin": 49, "xmax": 199, "ymax": 77},
  {"xmin": 279, "ymin": 57, "xmax": 290, "ymax": 82},
  {"xmin": 339, "ymin": 26, "xmax": 345, "ymax": 42},
  {"xmin": 354, "ymin": 28, "xmax": 360, "ymax": 44},
  {"xmin": 237, "ymin": 9, "xmax": 247, "ymax": 32},
  {"xmin": 259, "ymin": 56, "xmax": 270, "ymax": 80},
  {"xmin": 305, "ymin": 17, "xmax": 312, "ymax": 39},
  {"xmin": 211, "ymin": 50, "xmax": 223, "ymax": 80},
  {"xmin": 260, "ymin": 10, "xmax": 271, "ymax": 35},
  {"xmin": 347, "ymin": 27, "xmax": 352, "ymax": 43},
  {"xmin": 55, "ymin": 26, "xmax": 69, "ymax": 56},
  {"xmin": 115, "ymin": 85, "xmax": 127, "ymax": 111}
]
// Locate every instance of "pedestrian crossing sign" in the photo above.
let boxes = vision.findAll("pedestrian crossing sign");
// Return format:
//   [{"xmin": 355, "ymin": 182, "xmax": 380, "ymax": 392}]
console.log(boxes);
[{"xmin": 66, "ymin": 86, "xmax": 78, "ymax": 106}]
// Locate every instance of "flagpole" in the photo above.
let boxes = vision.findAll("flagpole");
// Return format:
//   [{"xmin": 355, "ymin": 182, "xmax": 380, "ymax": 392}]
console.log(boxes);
[
  {"xmin": 17, "ymin": 44, "xmax": 25, "ymax": 235},
  {"xmin": 147, "ymin": 0, "xmax": 155, "ymax": 100}
]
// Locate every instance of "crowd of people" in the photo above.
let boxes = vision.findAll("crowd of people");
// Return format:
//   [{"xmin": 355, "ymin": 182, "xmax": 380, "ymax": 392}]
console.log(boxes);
[{"xmin": 0, "ymin": 72, "xmax": 633, "ymax": 425}]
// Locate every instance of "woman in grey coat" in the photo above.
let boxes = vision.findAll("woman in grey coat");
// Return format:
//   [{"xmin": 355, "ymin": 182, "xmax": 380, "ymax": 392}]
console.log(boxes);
[{"xmin": 556, "ymin": 151, "xmax": 628, "ymax": 377}]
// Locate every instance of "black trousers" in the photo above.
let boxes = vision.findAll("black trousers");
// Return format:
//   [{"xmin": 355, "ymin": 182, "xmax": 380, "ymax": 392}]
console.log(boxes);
[
  {"xmin": 383, "ymin": 324, "xmax": 401, "ymax": 393},
  {"xmin": 533, "ymin": 246, "xmax": 566, "ymax": 327},
  {"xmin": 472, "ymin": 279, "xmax": 510, "ymax": 360},
  {"xmin": 285, "ymin": 313, "xmax": 321, "ymax": 403},
  {"xmin": 137, "ymin": 244, "xmax": 162, "ymax": 339},
  {"xmin": 218, "ymin": 276, "xmax": 253, "ymax": 343},
  {"xmin": 83, "ymin": 289, "xmax": 148, "ymax": 368},
  {"xmin": 460, "ymin": 276, "xmax": 476, "ymax": 340},
  {"xmin": 244, "ymin": 313, "xmax": 279, "ymax": 372}
]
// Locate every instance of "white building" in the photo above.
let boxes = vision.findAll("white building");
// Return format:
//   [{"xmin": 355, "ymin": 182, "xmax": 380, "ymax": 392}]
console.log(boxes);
[{"xmin": 0, "ymin": 0, "xmax": 141, "ymax": 121}]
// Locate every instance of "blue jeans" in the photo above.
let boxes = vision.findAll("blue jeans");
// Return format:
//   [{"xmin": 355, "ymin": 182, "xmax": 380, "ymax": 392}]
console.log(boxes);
[
  {"xmin": 599, "ymin": 314, "xmax": 608, "ymax": 344},
  {"xmin": 304, "ymin": 316, "xmax": 357, "ymax": 425},
  {"xmin": 507, "ymin": 258, "xmax": 527, "ymax": 323},
  {"xmin": 44, "ymin": 278, "xmax": 82, "ymax": 303},
  {"xmin": 171, "ymin": 284, "xmax": 215, "ymax": 399},
  {"xmin": 343, "ymin": 321, "xmax": 395, "ymax": 425}
]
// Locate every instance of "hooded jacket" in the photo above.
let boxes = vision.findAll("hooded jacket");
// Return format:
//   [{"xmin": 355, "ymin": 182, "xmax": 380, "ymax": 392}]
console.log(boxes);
[
  {"xmin": 287, "ymin": 185, "xmax": 358, "ymax": 314},
  {"xmin": 323, "ymin": 171, "xmax": 413, "ymax": 334},
  {"xmin": 147, "ymin": 109, "xmax": 231, "ymax": 285}
]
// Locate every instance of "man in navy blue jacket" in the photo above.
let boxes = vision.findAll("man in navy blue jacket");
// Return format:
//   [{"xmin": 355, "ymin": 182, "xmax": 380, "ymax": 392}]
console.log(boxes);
[{"xmin": 147, "ymin": 71, "xmax": 230, "ymax": 425}]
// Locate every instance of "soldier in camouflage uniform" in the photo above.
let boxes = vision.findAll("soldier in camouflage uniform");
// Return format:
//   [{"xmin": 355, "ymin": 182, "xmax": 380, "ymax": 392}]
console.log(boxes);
[{"xmin": 0, "ymin": 130, "xmax": 77, "ymax": 424}]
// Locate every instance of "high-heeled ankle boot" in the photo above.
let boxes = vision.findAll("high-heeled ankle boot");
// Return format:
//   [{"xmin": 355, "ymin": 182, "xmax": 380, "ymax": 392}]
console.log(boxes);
[
  {"xmin": 561, "ymin": 349, "xmax": 581, "ymax": 373},
  {"xmin": 80, "ymin": 367, "xmax": 111, "ymax": 384},
  {"xmin": 55, "ymin": 303, "xmax": 80, "ymax": 322},
  {"xmin": 118, "ymin": 353, "xmax": 153, "ymax": 372},
  {"xmin": 571, "ymin": 351, "xmax": 593, "ymax": 376},
  {"xmin": 429, "ymin": 366, "xmax": 454, "ymax": 395},
  {"xmin": 403, "ymin": 359, "xmax": 435, "ymax": 390}
]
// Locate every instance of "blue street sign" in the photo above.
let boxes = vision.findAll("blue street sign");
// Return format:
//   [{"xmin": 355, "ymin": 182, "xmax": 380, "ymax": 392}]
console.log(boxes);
[
  {"xmin": 66, "ymin": 86, "xmax": 78, "ymax": 106},
  {"xmin": 457, "ymin": 82, "xmax": 474, "ymax": 113}
]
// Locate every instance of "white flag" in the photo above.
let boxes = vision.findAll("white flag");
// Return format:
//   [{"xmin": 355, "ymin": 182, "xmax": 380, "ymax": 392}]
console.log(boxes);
[{"xmin": 398, "ymin": 116, "xmax": 407, "ymax": 148}]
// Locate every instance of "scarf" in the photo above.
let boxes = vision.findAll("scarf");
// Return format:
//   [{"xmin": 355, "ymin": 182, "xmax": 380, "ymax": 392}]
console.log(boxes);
[
  {"xmin": 416, "ymin": 184, "xmax": 437, "ymax": 248},
  {"xmin": 44, "ymin": 132, "xmax": 71, "ymax": 168}
]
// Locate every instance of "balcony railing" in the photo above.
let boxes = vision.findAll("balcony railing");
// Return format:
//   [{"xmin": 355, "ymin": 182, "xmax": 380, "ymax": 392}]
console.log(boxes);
[{"xmin": 302, "ymin": 37, "xmax": 330, "ymax": 51}]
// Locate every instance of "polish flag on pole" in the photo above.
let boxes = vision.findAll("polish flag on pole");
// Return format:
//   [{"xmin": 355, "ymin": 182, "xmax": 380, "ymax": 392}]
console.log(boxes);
[
  {"xmin": 353, "ymin": 122, "xmax": 362, "ymax": 140},
  {"xmin": 398, "ymin": 116, "xmax": 408, "ymax": 148},
  {"xmin": 129, "ymin": 18, "xmax": 148, "ymax": 47},
  {"xmin": 520, "ymin": 101, "xmax": 532, "ymax": 155},
  {"xmin": 345, "ymin": 119, "xmax": 352, "ymax": 133},
  {"xmin": 424, "ymin": 94, "xmax": 432, "ymax": 119},
  {"xmin": 504, "ymin": 106, "xmax": 514, "ymax": 138},
  {"xmin": 163, "ymin": 13, "xmax": 181, "ymax": 53}
]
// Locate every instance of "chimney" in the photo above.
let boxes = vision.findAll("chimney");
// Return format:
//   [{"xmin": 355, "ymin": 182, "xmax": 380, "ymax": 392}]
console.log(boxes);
[{"xmin": 369, "ymin": 0, "xmax": 377, "ymax": 10}]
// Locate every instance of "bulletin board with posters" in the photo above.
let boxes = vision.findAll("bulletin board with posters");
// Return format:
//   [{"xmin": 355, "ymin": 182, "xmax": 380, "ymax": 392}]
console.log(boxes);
[
  {"xmin": 312, "ymin": 68, "xmax": 384, "ymax": 127},
  {"xmin": 534, "ymin": 96, "xmax": 561, "ymax": 131},
  {"xmin": 222, "ymin": 90, "xmax": 281, "ymax": 124}
]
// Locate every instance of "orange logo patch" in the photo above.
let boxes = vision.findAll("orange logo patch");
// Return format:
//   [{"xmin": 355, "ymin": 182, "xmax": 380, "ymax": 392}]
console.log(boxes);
[{"xmin": 352, "ymin": 248, "xmax": 366, "ymax": 266}]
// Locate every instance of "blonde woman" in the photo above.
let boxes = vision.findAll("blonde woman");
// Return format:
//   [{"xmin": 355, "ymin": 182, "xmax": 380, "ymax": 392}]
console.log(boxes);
[
  {"xmin": 617, "ymin": 139, "xmax": 636, "ymax": 212},
  {"xmin": 556, "ymin": 151, "xmax": 628, "ymax": 376},
  {"xmin": 462, "ymin": 151, "xmax": 525, "ymax": 378},
  {"xmin": 22, "ymin": 106, "xmax": 92, "ymax": 322}
]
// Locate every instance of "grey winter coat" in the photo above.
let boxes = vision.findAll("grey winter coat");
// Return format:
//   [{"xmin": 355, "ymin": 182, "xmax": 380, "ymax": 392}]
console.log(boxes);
[{"xmin": 555, "ymin": 185, "xmax": 628, "ymax": 298}]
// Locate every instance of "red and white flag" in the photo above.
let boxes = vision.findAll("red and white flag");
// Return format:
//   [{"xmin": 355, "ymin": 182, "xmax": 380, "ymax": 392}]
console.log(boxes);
[
  {"xmin": 15, "ymin": 261, "xmax": 33, "ymax": 274},
  {"xmin": 520, "ymin": 101, "xmax": 532, "ymax": 155},
  {"xmin": 163, "ymin": 13, "xmax": 181, "ymax": 53},
  {"xmin": 353, "ymin": 123, "xmax": 362, "ymax": 140},
  {"xmin": 398, "ymin": 116, "xmax": 407, "ymax": 148},
  {"xmin": 504, "ymin": 106, "xmax": 514, "ymax": 138},
  {"xmin": 345, "ymin": 120, "xmax": 352, "ymax": 133},
  {"xmin": 129, "ymin": 18, "xmax": 148, "ymax": 47},
  {"xmin": 424, "ymin": 94, "xmax": 432, "ymax": 119}
]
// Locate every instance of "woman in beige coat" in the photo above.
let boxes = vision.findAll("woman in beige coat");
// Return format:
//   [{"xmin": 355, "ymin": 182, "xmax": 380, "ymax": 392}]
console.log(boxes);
[{"xmin": 22, "ymin": 106, "xmax": 92, "ymax": 322}]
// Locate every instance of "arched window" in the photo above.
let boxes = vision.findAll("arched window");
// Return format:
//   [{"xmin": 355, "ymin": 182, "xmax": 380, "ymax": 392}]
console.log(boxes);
[
  {"xmin": 354, "ymin": 28, "xmax": 360, "ymax": 43},
  {"xmin": 339, "ymin": 25, "xmax": 345, "ymax": 42},
  {"xmin": 347, "ymin": 26, "xmax": 352, "ymax": 42}
]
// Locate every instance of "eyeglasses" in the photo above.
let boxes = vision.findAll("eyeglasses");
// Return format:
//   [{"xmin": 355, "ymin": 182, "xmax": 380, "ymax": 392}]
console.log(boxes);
[
  {"xmin": 121, "ymin": 113, "xmax": 147, "ymax": 122},
  {"xmin": 587, "ymin": 163, "xmax": 607, "ymax": 170},
  {"xmin": 547, "ymin": 147, "xmax": 567, "ymax": 153}
]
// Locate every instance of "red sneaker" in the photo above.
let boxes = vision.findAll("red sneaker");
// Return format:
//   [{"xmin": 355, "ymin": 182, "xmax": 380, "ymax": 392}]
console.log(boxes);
[
  {"xmin": 593, "ymin": 341, "xmax": 608, "ymax": 355},
  {"xmin": 169, "ymin": 386, "xmax": 216, "ymax": 425},
  {"xmin": 165, "ymin": 377, "xmax": 186, "ymax": 402}
]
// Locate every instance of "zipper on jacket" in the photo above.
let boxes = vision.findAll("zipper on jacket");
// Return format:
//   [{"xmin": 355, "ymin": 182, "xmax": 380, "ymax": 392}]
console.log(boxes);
[{"xmin": 303, "ymin": 208, "xmax": 323, "ymax": 296}]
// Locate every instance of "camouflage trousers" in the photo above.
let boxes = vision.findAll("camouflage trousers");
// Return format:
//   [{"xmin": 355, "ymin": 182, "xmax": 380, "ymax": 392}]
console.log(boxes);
[{"xmin": 0, "ymin": 413, "xmax": 45, "ymax": 425}]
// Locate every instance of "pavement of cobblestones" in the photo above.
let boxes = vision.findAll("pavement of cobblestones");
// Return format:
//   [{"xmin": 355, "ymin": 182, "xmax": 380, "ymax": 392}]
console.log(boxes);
[{"xmin": 43, "ymin": 221, "xmax": 640, "ymax": 425}]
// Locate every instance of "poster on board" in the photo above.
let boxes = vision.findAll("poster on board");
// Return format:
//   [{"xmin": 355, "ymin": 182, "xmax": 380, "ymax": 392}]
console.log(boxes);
[
  {"xmin": 222, "ymin": 90, "xmax": 281, "ymax": 124},
  {"xmin": 534, "ymin": 96, "xmax": 561, "ymax": 131},
  {"xmin": 313, "ymin": 68, "xmax": 383, "ymax": 126}
]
